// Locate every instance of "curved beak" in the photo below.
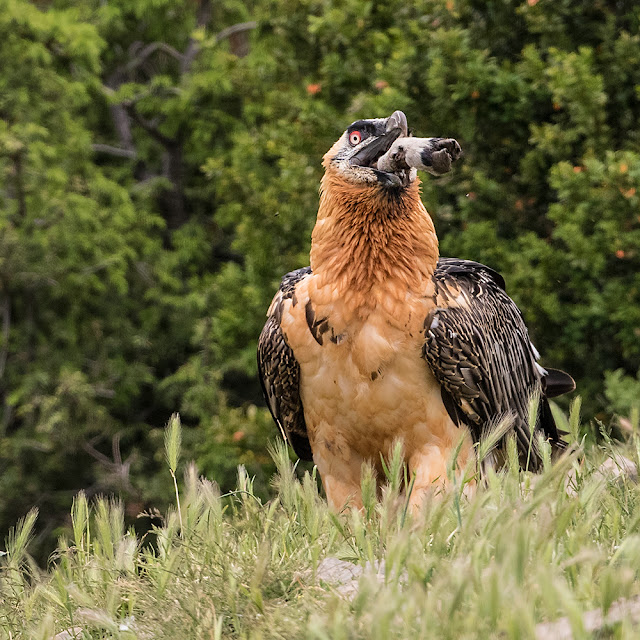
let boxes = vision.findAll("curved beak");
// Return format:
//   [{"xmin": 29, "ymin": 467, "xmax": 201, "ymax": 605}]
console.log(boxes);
[{"xmin": 386, "ymin": 110, "xmax": 408, "ymax": 137}]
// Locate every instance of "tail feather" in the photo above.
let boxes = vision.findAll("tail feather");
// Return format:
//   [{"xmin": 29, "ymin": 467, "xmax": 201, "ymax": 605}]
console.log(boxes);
[{"xmin": 543, "ymin": 368, "xmax": 576, "ymax": 398}]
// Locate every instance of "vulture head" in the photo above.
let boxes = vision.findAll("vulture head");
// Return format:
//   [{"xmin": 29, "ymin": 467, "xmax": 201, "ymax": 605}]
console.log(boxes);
[{"xmin": 324, "ymin": 110, "xmax": 462, "ymax": 188}]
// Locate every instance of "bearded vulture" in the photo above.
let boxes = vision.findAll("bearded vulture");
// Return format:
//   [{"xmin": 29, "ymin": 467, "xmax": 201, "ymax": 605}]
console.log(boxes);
[{"xmin": 258, "ymin": 110, "xmax": 574, "ymax": 511}]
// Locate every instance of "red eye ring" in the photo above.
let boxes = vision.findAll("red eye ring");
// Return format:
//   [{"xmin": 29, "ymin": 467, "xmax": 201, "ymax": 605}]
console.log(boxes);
[{"xmin": 349, "ymin": 131, "xmax": 362, "ymax": 145}]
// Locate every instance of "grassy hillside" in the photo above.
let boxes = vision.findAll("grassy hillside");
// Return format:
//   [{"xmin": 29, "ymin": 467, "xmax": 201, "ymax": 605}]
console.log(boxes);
[{"xmin": 3, "ymin": 401, "xmax": 640, "ymax": 639}]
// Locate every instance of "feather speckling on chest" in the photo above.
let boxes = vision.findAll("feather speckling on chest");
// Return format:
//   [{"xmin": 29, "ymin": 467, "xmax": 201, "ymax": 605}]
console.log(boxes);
[{"xmin": 283, "ymin": 286, "xmax": 430, "ymax": 382}]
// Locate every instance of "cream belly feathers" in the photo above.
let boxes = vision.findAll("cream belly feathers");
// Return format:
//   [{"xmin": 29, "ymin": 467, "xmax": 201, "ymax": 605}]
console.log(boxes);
[{"xmin": 277, "ymin": 273, "xmax": 472, "ymax": 511}]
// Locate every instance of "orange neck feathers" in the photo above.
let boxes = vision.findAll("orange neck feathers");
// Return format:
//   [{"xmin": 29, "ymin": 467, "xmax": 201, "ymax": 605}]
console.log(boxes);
[{"xmin": 310, "ymin": 166, "xmax": 439, "ymax": 307}]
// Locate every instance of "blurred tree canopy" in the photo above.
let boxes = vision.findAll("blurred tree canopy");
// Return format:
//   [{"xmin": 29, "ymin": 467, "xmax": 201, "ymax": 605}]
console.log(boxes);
[{"xmin": 1, "ymin": 0, "xmax": 639, "ymax": 553}]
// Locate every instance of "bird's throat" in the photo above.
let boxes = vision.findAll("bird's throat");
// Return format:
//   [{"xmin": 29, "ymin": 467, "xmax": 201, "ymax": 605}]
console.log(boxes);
[{"xmin": 310, "ymin": 171, "xmax": 439, "ymax": 313}]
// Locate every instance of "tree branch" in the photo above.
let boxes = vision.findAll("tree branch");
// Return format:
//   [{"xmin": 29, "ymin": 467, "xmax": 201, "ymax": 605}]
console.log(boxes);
[
  {"xmin": 181, "ymin": 0, "xmax": 213, "ymax": 74},
  {"xmin": 124, "ymin": 102, "xmax": 176, "ymax": 147},
  {"xmin": 182, "ymin": 19, "xmax": 258, "ymax": 71},
  {"xmin": 92, "ymin": 143, "xmax": 137, "ymax": 159},
  {"xmin": 216, "ymin": 21, "xmax": 258, "ymax": 43},
  {"xmin": 110, "ymin": 103, "xmax": 135, "ymax": 152},
  {"xmin": 124, "ymin": 41, "xmax": 185, "ymax": 75},
  {"xmin": 100, "ymin": 81, "xmax": 138, "ymax": 160}
]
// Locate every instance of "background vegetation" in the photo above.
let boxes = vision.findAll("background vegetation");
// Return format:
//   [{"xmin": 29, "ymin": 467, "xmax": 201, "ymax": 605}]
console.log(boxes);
[{"xmin": 1, "ymin": 0, "xmax": 640, "ymax": 559}]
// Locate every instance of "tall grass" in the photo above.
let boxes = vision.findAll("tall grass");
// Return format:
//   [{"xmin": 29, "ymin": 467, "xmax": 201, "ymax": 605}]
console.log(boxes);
[{"xmin": 2, "ymin": 402, "xmax": 640, "ymax": 638}]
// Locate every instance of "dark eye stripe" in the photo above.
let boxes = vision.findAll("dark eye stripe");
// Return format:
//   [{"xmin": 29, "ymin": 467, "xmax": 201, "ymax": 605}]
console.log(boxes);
[
  {"xmin": 347, "ymin": 120, "xmax": 384, "ymax": 137},
  {"xmin": 347, "ymin": 122, "xmax": 374, "ymax": 137}
]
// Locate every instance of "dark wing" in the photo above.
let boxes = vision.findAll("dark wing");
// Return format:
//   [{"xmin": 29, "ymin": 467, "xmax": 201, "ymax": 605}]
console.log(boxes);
[
  {"xmin": 257, "ymin": 267, "xmax": 313, "ymax": 461},
  {"xmin": 423, "ymin": 258, "xmax": 573, "ymax": 469}
]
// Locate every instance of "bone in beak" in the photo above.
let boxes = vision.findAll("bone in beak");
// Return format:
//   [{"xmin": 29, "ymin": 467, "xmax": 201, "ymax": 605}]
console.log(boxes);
[{"xmin": 377, "ymin": 137, "xmax": 461, "ymax": 176}]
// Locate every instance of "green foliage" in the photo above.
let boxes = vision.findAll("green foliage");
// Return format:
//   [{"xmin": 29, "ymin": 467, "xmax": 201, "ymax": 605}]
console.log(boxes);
[
  {"xmin": 1, "ymin": 0, "xmax": 639, "ymax": 558},
  {"xmin": 605, "ymin": 369, "xmax": 640, "ymax": 418}
]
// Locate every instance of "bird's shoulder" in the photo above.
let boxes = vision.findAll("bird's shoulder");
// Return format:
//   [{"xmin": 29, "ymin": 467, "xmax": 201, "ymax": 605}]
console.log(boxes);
[
  {"xmin": 425, "ymin": 257, "xmax": 548, "ymax": 447},
  {"xmin": 267, "ymin": 266, "xmax": 312, "ymax": 322},
  {"xmin": 433, "ymin": 257, "xmax": 507, "ymax": 304},
  {"xmin": 428, "ymin": 257, "xmax": 532, "ymax": 366}
]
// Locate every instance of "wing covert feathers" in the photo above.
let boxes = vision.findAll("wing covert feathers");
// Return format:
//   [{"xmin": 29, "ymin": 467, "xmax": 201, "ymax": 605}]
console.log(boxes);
[
  {"xmin": 257, "ymin": 267, "xmax": 313, "ymax": 461},
  {"xmin": 424, "ymin": 258, "xmax": 568, "ymax": 469}
]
